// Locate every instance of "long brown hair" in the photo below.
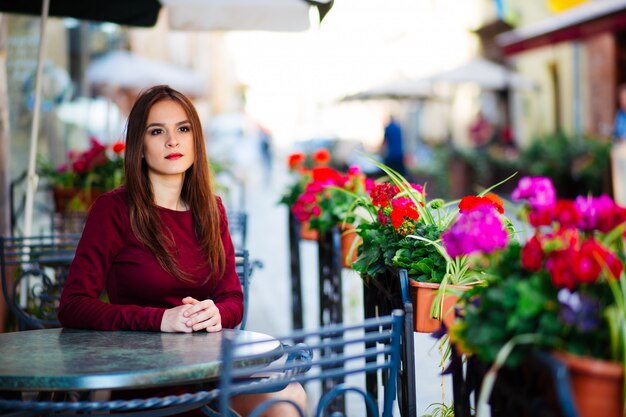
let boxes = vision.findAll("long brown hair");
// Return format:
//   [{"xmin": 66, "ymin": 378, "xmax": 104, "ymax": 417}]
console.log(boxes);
[{"xmin": 124, "ymin": 85, "xmax": 225, "ymax": 284}]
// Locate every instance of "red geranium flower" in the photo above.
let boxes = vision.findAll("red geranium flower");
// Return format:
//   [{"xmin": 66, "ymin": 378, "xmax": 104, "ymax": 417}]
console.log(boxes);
[
  {"xmin": 287, "ymin": 152, "xmax": 306, "ymax": 170},
  {"xmin": 521, "ymin": 235, "xmax": 543, "ymax": 271},
  {"xmin": 459, "ymin": 194, "xmax": 504, "ymax": 214},
  {"xmin": 312, "ymin": 148, "xmax": 331, "ymax": 165},
  {"xmin": 112, "ymin": 141, "xmax": 126, "ymax": 154}
]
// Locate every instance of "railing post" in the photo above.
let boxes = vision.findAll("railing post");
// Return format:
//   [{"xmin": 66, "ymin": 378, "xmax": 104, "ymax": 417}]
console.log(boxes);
[
  {"xmin": 288, "ymin": 212, "xmax": 303, "ymax": 331},
  {"xmin": 318, "ymin": 225, "xmax": 344, "ymax": 414}
]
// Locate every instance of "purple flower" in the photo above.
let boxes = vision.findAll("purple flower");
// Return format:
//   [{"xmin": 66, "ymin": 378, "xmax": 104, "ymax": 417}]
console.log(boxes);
[
  {"xmin": 511, "ymin": 176, "xmax": 556, "ymax": 210},
  {"xmin": 557, "ymin": 288, "xmax": 601, "ymax": 332},
  {"xmin": 574, "ymin": 194, "xmax": 615, "ymax": 232},
  {"xmin": 347, "ymin": 165, "xmax": 361, "ymax": 176},
  {"xmin": 442, "ymin": 205, "xmax": 508, "ymax": 258}
]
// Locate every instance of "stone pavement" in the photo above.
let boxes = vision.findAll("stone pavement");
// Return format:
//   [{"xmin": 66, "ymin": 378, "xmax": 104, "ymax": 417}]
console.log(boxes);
[{"xmin": 229, "ymin": 148, "xmax": 453, "ymax": 416}]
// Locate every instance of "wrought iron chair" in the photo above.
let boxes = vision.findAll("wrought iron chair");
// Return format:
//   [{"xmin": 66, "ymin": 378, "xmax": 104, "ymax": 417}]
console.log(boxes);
[
  {"xmin": 216, "ymin": 310, "xmax": 405, "ymax": 417},
  {"xmin": 227, "ymin": 210, "xmax": 248, "ymax": 250},
  {"xmin": 0, "ymin": 234, "xmax": 81, "ymax": 330},
  {"xmin": 235, "ymin": 249, "xmax": 251, "ymax": 330}
]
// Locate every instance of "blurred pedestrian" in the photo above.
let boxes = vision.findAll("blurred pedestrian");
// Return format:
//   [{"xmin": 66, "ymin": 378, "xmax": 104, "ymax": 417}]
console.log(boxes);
[
  {"xmin": 613, "ymin": 84, "xmax": 626, "ymax": 142},
  {"xmin": 258, "ymin": 124, "xmax": 273, "ymax": 185},
  {"xmin": 381, "ymin": 114, "xmax": 406, "ymax": 175},
  {"xmin": 469, "ymin": 110, "xmax": 494, "ymax": 149},
  {"xmin": 58, "ymin": 85, "xmax": 305, "ymax": 417}
]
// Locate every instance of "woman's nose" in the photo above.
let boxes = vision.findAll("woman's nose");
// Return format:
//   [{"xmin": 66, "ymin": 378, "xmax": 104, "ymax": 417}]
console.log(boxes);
[{"xmin": 166, "ymin": 132, "xmax": 179, "ymax": 147}]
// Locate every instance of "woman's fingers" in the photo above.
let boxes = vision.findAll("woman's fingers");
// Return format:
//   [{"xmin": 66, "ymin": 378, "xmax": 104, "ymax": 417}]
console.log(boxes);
[
  {"xmin": 175, "ymin": 297, "xmax": 223, "ymax": 332},
  {"xmin": 183, "ymin": 299, "xmax": 215, "ymax": 318},
  {"xmin": 191, "ymin": 313, "xmax": 222, "ymax": 332},
  {"xmin": 185, "ymin": 304, "xmax": 219, "ymax": 327}
]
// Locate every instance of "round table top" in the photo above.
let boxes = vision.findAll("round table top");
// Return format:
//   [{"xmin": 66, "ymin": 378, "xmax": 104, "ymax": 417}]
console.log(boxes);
[{"xmin": 0, "ymin": 328, "xmax": 281, "ymax": 391}]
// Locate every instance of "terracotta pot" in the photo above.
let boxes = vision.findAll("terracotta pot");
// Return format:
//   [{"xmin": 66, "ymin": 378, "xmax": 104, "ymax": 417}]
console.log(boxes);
[
  {"xmin": 340, "ymin": 224, "xmax": 360, "ymax": 268},
  {"xmin": 53, "ymin": 187, "xmax": 104, "ymax": 212},
  {"xmin": 553, "ymin": 351, "xmax": 624, "ymax": 417},
  {"xmin": 409, "ymin": 281, "xmax": 470, "ymax": 333},
  {"xmin": 299, "ymin": 221, "xmax": 319, "ymax": 241}
]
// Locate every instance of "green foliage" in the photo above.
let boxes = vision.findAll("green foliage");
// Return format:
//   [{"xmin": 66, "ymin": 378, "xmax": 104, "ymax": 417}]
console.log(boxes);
[
  {"xmin": 352, "ymin": 220, "xmax": 447, "ymax": 283},
  {"xmin": 452, "ymin": 242, "xmax": 615, "ymax": 367},
  {"xmin": 309, "ymin": 187, "xmax": 358, "ymax": 235},
  {"xmin": 278, "ymin": 176, "xmax": 308, "ymax": 207},
  {"xmin": 421, "ymin": 402, "xmax": 455, "ymax": 417},
  {"xmin": 517, "ymin": 132, "xmax": 611, "ymax": 197}
]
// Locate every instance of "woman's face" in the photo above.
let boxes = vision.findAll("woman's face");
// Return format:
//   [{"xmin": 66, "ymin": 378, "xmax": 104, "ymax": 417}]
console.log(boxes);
[{"xmin": 143, "ymin": 99, "xmax": 195, "ymax": 183}]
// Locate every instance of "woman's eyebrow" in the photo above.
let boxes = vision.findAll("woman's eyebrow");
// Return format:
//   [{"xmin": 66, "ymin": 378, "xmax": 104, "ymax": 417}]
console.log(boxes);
[{"xmin": 146, "ymin": 120, "xmax": 190, "ymax": 129}]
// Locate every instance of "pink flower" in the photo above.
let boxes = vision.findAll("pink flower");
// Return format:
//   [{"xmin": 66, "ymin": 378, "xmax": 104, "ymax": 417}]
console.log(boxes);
[
  {"xmin": 410, "ymin": 183, "xmax": 424, "ymax": 194},
  {"xmin": 442, "ymin": 205, "xmax": 508, "ymax": 258},
  {"xmin": 347, "ymin": 165, "xmax": 361, "ymax": 176},
  {"xmin": 512, "ymin": 176, "xmax": 556, "ymax": 210}
]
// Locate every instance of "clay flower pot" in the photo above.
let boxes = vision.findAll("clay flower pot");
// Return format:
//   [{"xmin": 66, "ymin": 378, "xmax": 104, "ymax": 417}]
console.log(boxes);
[
  {"xmin": 340, "ymin": 224, "xmax": 360, "ymax": 268},
  {"xmin": 52, "ymin": 187, "xmax": 104, "ymax": 212},
  {"xmin": 553, "ymin": 351, "xmax": 624, "ymax": 417},
  {"xmin": 409, "ymin": 281, "xmax": 470, "ymax": 333},
  {"xmin": 299, "ymin": 221, "xmax": 319, "ymax": 241}
]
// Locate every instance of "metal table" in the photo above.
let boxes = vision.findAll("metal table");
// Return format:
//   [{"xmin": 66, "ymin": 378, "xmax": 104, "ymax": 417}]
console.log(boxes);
[
  {"xmin": 0, "ymin": 328, "xmax": 281, "ymax": 392},
  {"xmin": 0, "ymin": 328, "xmax": 282, "ymax": 416}
]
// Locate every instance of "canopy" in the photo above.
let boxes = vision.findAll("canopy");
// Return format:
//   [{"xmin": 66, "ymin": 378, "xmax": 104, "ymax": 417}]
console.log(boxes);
[
  {"xmin": 0, "ymin": 0, "xmax": 334, "ymax": 31},
  {"xmin": 162, "ymin": 0, "xmax": 334, "ymax": 32},
  {"xmin": 429, "ymin": 58, "xmax": 536, "ymax": 91},
  {"xmin": 0, "ymin": 0, "xmax": 161, "ymax": 27},
  {"xmin": 86, "ymin": 51, "xmax": 206, "ymax": 97},
  {"xmin": 341, "ymin": 78, "xmax": 433, "ymax": 101}
]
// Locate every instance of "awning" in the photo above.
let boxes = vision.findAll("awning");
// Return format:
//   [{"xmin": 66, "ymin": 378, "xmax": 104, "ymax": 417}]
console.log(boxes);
[
  {"xmin": 0, "ymin": 0, "xmax": 162, "ymax": 27},
  {"xmin": 428, "ymin": 58, "xmax": 536, "ymax": 90},
  {"xmin": 496, "ymin": 0, "xmax": 626, "ymax": 55},
  {"xmin": 340, "ymin": 78, "xmax": 433, "ymax": 101},
  {"xmin": 0, "ymin": 0, "xmax": 334, "ymax": 30}
]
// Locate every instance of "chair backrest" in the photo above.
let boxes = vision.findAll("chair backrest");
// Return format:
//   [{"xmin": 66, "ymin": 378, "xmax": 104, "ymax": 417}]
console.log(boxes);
[
  {"xmin": 227, "ymin": 210, "xmax": 248, "ymax": 250},
  {"xmin": 0, "ymin": 234, "xmax": 81, "ymax": 330},
  {"xmin": 218, "ymin": 310, "xmax": 404, "ymax": 417},
  {"xmin": 234, "ymin": 249, "xmax": 250, "ymax": 330}
]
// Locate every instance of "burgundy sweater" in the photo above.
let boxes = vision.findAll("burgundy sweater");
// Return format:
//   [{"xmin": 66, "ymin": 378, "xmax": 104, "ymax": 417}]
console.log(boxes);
[{"xmin": 58, "ymin": 188, "xmax": 243, "ymax": 331}]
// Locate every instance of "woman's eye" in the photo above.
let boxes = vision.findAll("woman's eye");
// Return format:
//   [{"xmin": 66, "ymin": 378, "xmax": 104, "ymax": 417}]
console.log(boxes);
[
  {"xmin": 149, "ymin": 128, "xmax": 163, "ymax": 135},
  {"xmin": 179, "ymin": 126, "xmax": 191, "ymax": 132}
]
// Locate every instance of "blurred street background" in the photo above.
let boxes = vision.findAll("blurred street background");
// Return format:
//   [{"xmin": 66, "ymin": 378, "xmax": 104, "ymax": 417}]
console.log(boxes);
[{"xmin": 2, "ymin": 0, "xmax": 626, "ymax": 415}]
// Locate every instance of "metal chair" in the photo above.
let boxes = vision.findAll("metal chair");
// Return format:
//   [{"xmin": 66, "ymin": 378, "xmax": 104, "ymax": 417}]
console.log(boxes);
[
  {"xmin": 216, "ymin": 310, "xmax": 405, "ymax": 417},
  {"xmin": 0, "ymin": 234, "xmax": 81, "ymax": 330},
  {"xmin": 234, "ymin": 249, "xmax": 251, "ymax": 330},
  {"xmin": 227, "ymin": 210, "xmax": 248, "ymax": 250}
]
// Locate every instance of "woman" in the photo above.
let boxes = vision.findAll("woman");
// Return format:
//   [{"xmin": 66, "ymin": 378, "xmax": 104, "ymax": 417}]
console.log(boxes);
[{"xmin": 58, "ymin": 85, "xmax": 305, "ymax": 416}]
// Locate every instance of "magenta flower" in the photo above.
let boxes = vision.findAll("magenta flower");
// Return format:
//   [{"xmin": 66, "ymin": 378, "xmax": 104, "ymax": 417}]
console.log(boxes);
[
  {"xmin": 411, "ymin": 183, "xmax": 424, "ymax": 194},
  {"xmin": 511, "ymin": 176, "xmax": 556, "ymax": 210},
  {"xmin": 442, "ymin": 205, "xmax": 508, "ymax": 258},
  {"xmin": 575, "ymin": 195, "xmax": 616, "ymax": 232},
  {"xmin": 347, "ymin": 165, "xmax": 361, "ymax": 176}
]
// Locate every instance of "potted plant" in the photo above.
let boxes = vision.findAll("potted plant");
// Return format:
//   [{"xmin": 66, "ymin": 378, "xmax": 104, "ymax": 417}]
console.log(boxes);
[
  {"xmin": 40, "ymin": 137, "xmax": 125, "ymax": 212},
  {"xmin": 347, "ymin": 159, "xmax": 513, "ymax": 332},
  {"xmin": 278, "ymin": 148, "xmax": 331, "ymax": 241},
  {"xmin": 443, "ymin": 176, "xmax": 626, "ymax": 417}
]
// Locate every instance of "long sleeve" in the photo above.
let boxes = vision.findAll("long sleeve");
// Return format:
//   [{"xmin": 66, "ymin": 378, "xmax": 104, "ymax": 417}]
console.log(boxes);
[{"xmin": 58, "ymin": 191, "xmax": 166, "ymax": 331}]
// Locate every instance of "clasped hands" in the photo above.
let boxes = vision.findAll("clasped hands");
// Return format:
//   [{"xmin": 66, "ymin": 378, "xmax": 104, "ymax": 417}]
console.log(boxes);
[{"xmin": 160, "ymin": 296, "xmax": 222, "ymax": 333}]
